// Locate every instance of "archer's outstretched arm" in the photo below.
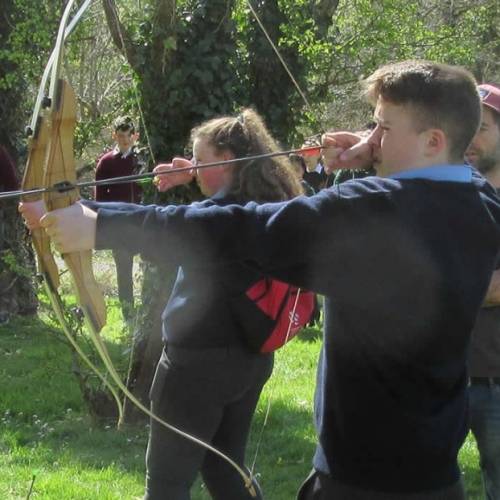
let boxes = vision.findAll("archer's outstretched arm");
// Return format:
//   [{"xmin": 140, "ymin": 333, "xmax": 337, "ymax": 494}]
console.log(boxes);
[
  {"xmin": 23, "ymin": 178, "xmax": 380, "ymax": 296},
  {"xmin": 92, "ymin": 187, "xmax": 367, "ymax": 295}
]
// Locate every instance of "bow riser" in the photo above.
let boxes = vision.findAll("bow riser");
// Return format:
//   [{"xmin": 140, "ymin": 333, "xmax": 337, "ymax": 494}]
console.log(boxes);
[
  {"xmin": 22, "ymin": 112, "xmax": 61, "ymax": 290},
  {"xmin": 42, "ymin": 79, "xmax": 106, "ymax": 333}
]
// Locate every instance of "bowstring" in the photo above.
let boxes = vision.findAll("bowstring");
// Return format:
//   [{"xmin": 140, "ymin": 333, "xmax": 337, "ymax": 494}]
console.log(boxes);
[
  {"xmin": 106, "ymin": 1, "xmax": 156, "ymax": 165},
  {"xmin": 250, "ymin": 288, "xmax": 302, "ymax": 476},
  {"xmin": 105, "ymin": 0, "xmax": 154, "ymax": 387},
  {"xmin": 245, "ymin": 0, "xmax": 320, "ymax": 476},
  {"xmin": 246, "ymin": 0, "xmax": 313, "ymax": 112},
  {"xmin": 100, "ymin": 2, "xmax": 257, "ymax": 494},
  {"xmin": 108, "ymin": 0, "xmax": 157, "ymax": 335}
]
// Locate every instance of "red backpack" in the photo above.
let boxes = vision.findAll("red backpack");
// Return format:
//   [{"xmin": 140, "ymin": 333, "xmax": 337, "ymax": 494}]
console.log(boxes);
[{"xmin": 233, "ymin": 278, "xmax": 316, "ymax": 353}]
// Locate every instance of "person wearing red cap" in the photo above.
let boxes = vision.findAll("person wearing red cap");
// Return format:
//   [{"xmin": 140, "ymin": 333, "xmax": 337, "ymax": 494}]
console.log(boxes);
[{"xmin": 466, "ymin": 82, "xmax": 500, "ymax": 500}]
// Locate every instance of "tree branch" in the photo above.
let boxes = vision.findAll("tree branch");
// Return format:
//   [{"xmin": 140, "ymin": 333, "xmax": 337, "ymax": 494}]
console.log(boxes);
[
  {"xmin": 101, "ymin": 0, "xmax": 141, "ymax": 72},
  {"xmin": 313, "ymin": 0, "xmax": 340, "ymax": 35},
  {"xmin": 151, "ymin": 0, "xmax": 177, "ymax": 76}
]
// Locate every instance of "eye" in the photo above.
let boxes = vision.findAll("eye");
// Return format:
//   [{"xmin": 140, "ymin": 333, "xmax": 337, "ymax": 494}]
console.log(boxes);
[{"xmin": 374, "ymin": 122, "xmax": 387, "ymax": 131}]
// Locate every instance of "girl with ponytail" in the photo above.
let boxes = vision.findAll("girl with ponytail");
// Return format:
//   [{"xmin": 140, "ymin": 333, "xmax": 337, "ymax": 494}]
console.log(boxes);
[{"xmin": 146, "ymin": 109, "xmax": 303, "ymax": 499}]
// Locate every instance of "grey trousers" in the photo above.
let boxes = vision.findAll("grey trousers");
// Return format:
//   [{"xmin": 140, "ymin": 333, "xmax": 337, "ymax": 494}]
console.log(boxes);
[{"xmin": 144, "ymin": 345, "xmax": 273, "ymax": 500}]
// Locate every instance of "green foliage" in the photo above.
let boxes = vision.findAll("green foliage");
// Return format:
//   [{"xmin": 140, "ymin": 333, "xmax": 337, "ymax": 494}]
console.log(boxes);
[
  {"xmin": 0, "ymin": 250, "xmax": 31, "ymax": 279},
  {"xmin": 5, "ymin": 0, "xmax": 500, "ymax": 159},
  {"xmin": 297, "ymin": 0, "xmax": 500, "ymax": 131},
  {"xmin": 232, "ymin": 0, "xmax": 309, "ymax": 143},
  {"xmin": 0, "ymin": 1, "xmax": 60, "ymax": 146},
  {"xmin": 134, "ymin": 1, "xmax": 241, "ymax": 160}
]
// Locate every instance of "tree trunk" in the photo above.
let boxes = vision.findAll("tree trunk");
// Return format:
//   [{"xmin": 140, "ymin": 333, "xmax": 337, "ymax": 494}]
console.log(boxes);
[
  {"xmin": 0, "ymin": 200, "xmax": 38, "ymax": 322},
  {"xmin": 0, "ymin": 2, "xmax": 39, "ymax": 321}
]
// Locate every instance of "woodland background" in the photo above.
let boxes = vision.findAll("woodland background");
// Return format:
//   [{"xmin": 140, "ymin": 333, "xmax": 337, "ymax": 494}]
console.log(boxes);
[{"xmin": 0, "ymin": 2, "xmax": 499, "ymax": 497}]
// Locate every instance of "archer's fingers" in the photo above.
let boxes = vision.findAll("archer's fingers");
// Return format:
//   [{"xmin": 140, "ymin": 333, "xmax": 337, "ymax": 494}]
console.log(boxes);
[
  {"xmin": 39, "ymin": 214, "xmax": 61, "ymax": 248},
  {"xmin": 19, "ymin": 200, "xmax": 47, "ymax": 230},
  {"xmin": 39, "ymin": 204, "xmax": 96, "ymax": 253},
  {"xmin": 153, "ymin": 162, "xmax": 173, "ymax": 175},
  {"xmin": 338, "ymin": 140, "xmax": 373, "ymax": 163},
  {"xmin": 171, "ymin": 157, "xmax": 194, "ymax": 169},
  {"xmin": 322, "ymin": 131, "xmax": 363, "ymax": 147},
  {"xmin": 154, "ymin": 177, "xmax": 174, "ymax": 192},
  {"xmin": 322, "ymin": 149, "xmax": 350, "ymax": 174},
  {"xmin": 40, "ymin": 212, "xmax": 59, "ymax": 236},
  {"xmin": 321, "ymin": 133, "xmax": 339, "ymax": 149},
  {"xmin": 152, "ymin": 163, "xmax": 172, "ymax": 192}
]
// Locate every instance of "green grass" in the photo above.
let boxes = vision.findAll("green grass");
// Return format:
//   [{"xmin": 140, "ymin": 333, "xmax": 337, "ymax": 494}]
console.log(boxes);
[{"xmin": 0, "ymin": 317, "xmax": 484, "ymax": 499}]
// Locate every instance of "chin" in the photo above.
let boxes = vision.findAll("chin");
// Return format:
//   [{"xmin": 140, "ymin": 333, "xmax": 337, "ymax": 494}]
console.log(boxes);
[{"xmin": 465, "ymin": 155, "xmax": 478, "ymax": 167}]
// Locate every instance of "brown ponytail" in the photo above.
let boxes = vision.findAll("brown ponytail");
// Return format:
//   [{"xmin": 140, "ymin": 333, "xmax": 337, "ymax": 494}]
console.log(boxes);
[{"xmin": 191, "ymin": 108, "xmax": 303, "ymax": 203}]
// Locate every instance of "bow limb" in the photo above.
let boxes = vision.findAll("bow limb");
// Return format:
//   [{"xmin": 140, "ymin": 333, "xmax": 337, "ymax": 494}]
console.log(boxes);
[
  {"xmin": 22, "ymin": 107, "xmax": 60, "ymax": 290},
  {"xmin": 29, "ymin": 0, "xmax": 92, "ymax": 137},
  {"xmin": 42, "ymin": 0, "xmax": 106, "ymax": 332},
  {"xmin": 42, "ymin": 79, "xmax": 107, "ymax": 332}
]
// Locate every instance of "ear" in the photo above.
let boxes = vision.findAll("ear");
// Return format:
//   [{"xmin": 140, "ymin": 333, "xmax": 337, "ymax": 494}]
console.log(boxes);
[
  {"xmin": 424, "ymin": 129, "xmax": 447, "ymax": 158},
  {"xmin": 222, "ymin": 150, "xmax": 235, "ymax": 162},
  {"xmin": 220, "ymin": 151, "xmax": 236, "ymax": 180},
  {"xmin": 133, "ymin": 132, "xmax": 140, "ymax": 142}
]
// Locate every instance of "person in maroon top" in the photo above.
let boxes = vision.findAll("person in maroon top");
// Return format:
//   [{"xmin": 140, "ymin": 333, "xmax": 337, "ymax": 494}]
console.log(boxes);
[
  {"xmin": 0, "ymin": 145, "xmax": 19, "ymax": 192},
  {"xmin": 94, "ymin": 117, "xmax": 142, "ymax": 319}
]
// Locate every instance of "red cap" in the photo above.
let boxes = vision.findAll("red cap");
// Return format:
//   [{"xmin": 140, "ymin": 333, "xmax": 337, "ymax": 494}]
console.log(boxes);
[{"xmin": 478, "ymin": 83, "xmax": 500, "ymax": 115}]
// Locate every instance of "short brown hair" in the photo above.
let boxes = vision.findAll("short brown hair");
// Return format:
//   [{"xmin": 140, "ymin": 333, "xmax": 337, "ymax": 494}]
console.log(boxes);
[
  {"xmin": 113, "ymin": 116, "xmax": 135, "ymax": 134},
  {"xmin": 363, "ymin": 60, "xmax": 480, "ymax": 162}
]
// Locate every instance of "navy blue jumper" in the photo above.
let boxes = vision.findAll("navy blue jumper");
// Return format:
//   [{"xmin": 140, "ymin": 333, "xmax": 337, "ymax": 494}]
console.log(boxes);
[{"xmin": 91, "ymin": 166, "xmax": 500, "ymax": 494}]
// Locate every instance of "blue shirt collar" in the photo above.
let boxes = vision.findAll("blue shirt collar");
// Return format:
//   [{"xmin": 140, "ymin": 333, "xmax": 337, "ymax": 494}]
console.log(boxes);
[{"xmin": 388, "ymin": 164, "xmax": 472, "ymax": 183}]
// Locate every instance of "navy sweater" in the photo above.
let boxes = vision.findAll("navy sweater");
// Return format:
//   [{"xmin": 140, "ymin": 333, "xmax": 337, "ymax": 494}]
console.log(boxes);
[
  {"xmin": 94, "ymin": 172, "xmax": 500, "ymax": 492},
  {"xmin": 158, "ymin": 194, "xmax": 274, "ymax": 348}
]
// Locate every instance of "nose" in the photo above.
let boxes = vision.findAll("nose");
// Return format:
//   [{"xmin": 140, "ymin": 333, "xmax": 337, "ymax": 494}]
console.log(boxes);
[{"xmin": 366, "ymin": 126, "xmax": 382, "ymax": 147}]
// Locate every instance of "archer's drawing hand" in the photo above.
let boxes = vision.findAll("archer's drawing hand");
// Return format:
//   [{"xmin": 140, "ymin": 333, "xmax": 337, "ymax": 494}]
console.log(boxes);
[
  {"xmin": 19, "ymin": 200, "xmax": 47, "ymax": 230},
  {"xmin": 322, "ymin": 132, "xmax": 373, "ymax": 174},
  {"xmin": 41, "ymin": 202, "xmax": 97, "ymax": 253},
  {"xmin": 153, "ymin": 157, "xmax": 195, "ymax": 192}
]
